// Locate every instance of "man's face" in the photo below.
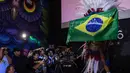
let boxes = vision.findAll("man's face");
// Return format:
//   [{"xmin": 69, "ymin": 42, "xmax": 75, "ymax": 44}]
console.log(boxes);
[
  {"xmin": 14, "ymin": 51, "xmax": 21, "ymax": 56},
  {"xmin": 4, "ymin": 50, "xmax": 8, "ymax": 55},
  {"xmin": 49, "ymin": 51, "xmax": 53, "ymax": 56}
]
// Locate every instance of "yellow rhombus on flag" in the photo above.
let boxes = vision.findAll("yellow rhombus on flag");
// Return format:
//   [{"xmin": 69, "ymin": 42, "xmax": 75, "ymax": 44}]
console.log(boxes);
[{"xmin": 75, "ymin": 14, "xmax": 113, "ymax": 36}]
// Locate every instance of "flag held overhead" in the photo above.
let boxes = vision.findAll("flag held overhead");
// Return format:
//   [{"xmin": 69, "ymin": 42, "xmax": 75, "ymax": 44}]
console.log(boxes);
[{"xmin": 66, "ymin": 8, "xmax": 118, "ymax": 44}]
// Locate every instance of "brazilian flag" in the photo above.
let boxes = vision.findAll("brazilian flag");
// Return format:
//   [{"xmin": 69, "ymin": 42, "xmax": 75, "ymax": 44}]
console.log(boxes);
[{"xmin": 66, "ymin": 8, "xmax": 118, "ymax": 44}]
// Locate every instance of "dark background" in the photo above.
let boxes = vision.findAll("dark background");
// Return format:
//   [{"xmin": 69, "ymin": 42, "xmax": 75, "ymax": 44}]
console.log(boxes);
[
  {"xmin": 48, "ymin": 0, "xmax": 62, "ymax": 46},
  {"xmin": 109, "ymin": 18, "xmax": 130, "ymax": 73}
]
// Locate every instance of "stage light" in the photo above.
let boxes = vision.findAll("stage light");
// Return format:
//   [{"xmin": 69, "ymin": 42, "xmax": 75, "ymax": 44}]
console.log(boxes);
[
  {"xmin": 22, "ymin": 33, "xmax": 26, "ymax": 38},
  {"xmin": 21, "ymin": 32, "xmax": 27, "ymax": 40}
]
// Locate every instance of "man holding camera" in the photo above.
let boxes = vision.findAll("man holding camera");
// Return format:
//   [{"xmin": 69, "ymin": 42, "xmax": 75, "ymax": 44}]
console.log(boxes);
[{"xmin": 0, "ymin": 47, "xmax": 12, "ymax": 73}]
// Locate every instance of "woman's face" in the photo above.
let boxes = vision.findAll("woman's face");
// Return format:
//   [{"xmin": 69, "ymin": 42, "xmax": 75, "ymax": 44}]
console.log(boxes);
[{"xmin": 8, "ymin": 66, "xmax": 15, "ymax": 73}]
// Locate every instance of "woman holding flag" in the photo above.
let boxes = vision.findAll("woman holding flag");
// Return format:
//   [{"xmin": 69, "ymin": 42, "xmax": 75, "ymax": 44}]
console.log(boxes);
[{"xmin": 66, "ymin": 0, "xmax": 121, "ymax": 73}]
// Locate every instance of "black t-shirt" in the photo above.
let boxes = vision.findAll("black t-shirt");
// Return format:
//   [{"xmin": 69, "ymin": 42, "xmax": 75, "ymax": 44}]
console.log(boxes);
[{"xmin": 12, "ymin": 55, "xmax": 29, "ymax": 73}]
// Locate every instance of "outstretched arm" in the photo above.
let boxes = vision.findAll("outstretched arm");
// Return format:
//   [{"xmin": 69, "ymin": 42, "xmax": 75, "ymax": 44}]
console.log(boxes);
[
  {"xmin": 5, "ymin": 55, "xmax": 12, "ymax": 64},
  {"xmin": 0, "ymin": 48, "xmax": 3, "ymax": 61},
  {"xmin": 33, "ymin": 61, "xmax": 44, "ymax": 70}
]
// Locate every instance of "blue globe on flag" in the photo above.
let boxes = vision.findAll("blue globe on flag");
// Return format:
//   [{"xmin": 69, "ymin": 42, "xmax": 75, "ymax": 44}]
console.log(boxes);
[{"xmin": 86, "ymin": 18, "xmax": 103, "ymax": 32}]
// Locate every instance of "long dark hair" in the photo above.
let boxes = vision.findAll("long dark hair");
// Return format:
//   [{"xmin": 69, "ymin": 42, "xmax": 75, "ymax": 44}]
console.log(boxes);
[{"xmin": 6, "ymin": 65, "xmax": 14, "ymax": 73}]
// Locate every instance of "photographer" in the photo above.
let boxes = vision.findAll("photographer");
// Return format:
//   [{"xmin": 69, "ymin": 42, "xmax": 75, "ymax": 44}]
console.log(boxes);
[
  {"xmin": 39, "ymin": 49, "xmax": 48, "ymax": 73},
  {"xmin": 60, "ymin": 47, "xmax": 78, "ymax": 73},
  {"xmin": 0, "ymin": 47, "xmax": 12, "ymax": 73},
  {"xmin": 28, "ymin": 51, "xmax": 45, "ymax": 73},
  {"xmin": 47, "ymin": 50, "xmax": 55, "ymax": 73},
  {"xmin": 28, "ymin": 47, "xmax": 44, "ymax": 58}
]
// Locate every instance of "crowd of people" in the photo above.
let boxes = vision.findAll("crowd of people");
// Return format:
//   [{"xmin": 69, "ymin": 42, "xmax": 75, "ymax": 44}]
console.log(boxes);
[{"xmin": 0, "ymin": 46, "xmax": 83, "ymax": 73}]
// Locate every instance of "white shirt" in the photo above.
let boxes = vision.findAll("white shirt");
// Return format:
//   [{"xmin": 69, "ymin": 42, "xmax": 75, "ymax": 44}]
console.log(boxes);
[{"xmin": 0, "ymin": 56, "xmax": 9, "ymax": 73}]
